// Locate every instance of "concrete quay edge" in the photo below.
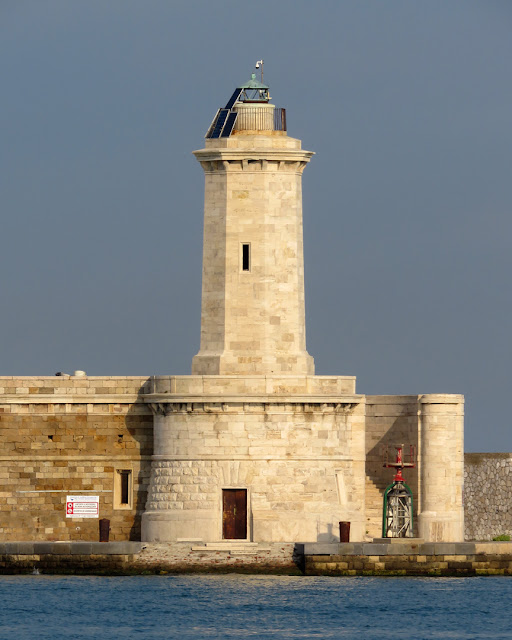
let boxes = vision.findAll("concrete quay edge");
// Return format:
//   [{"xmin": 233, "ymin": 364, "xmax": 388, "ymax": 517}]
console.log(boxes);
[
  {"xmin": 303, "ymin": 541, "xmax": 512, "ymax": 556},
  {"xmin": 5, "ymin": 540, "xmax": 512, "ymax": 559},
  {"xmin": 2, "ymin": 541, "xmax": 512, "ymax": 576},
  {"xmin": 0, "ymin": 541, "xmax": 143, "ymax": 555}
]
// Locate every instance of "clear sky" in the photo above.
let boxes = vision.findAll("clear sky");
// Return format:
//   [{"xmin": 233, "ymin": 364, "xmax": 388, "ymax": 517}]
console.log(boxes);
[{"xmin": 1, "ymin": 1, "xmax": 511, "ymax": 451}]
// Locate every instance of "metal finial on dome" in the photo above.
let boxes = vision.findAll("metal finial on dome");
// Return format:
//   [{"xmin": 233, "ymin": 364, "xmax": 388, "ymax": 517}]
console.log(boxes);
[{"xmin": 255, "ymin": 59, "xmax": 264, "ymax": 83}]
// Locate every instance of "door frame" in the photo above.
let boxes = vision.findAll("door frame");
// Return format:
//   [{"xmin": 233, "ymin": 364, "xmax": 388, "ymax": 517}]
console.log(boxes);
[{"xmin": 220, "ymin": 487, "xmax": 251, "ymax": 541}]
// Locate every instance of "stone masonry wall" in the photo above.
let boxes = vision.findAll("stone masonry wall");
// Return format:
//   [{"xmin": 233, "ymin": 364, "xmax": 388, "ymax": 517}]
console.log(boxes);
[
  {"xmin": 464, "ymin": 453, "xmax": 512, "ymax": 541},
  {"xmin": 305, "ymin": 542, "xmax": 512, "ymax": 576},
  {"xmin": 0, "ymin": 377, "xmax": 152, "ymax": 542},
  {"xmin": 192, "ymin": 134, "xmax": 315, "ymax": 376},
  {"xmin": 145, "ymin": 399, "xmax": 366, "ymax": 542},
  {"xmin": 1, "ymin": 376, "xmax": 506, "ymax": 544},
  {"xmin": 143, "ymin": 375, "xmax": 366, "ymax": 543}
]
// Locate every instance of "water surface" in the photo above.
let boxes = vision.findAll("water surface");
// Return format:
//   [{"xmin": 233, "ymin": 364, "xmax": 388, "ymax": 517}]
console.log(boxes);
[{"xmin": 0, "ymin": 574, "xmax": 510, "ymax": 639}]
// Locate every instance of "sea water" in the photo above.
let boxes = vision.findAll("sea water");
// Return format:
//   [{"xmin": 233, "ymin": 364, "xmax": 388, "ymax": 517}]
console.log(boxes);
[{"xmin": 0, "ymin": 574, "xmax": 510, "ymax": 640}]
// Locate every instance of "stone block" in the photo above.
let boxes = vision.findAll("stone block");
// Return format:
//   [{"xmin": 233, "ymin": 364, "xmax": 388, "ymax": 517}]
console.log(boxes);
[
  {"xmin": 68, "ymin": 543, "xmax": 94, "ymax": 555},
  {"xmin": 52, "ymin": 543, "xmax": 72, "ymax": 555},
  {"xmin": 475, "ymin": 568, "xmax": 505, "ymax": 575},
  {"xmin": 452, "ymin": 543, "xmax": 476, "ymax": 555},
  {"xmin": 0, "ymin": 543, "xmax": 20, "ymax": 554},
  {"xmin": 386, "ymin": 545, "xmax": 421, "ymax": 555},
  {"xmin": 433, "ymin": 543, "xmax": 456, "ymax": 555},
  {"xmin": 447, "ymin": 560, "xmax": 473, "ymax": 570},
  {"xmin": 15, "ymin": 542, "xmax": 35, "ymax": 555},
  {"xmin": 33, "ymin": 543, "xmax": 56, "ymax": 555},
  {"xmin": 420, "ymin": 543, "xmax": 436, "ymax": 555},
  {"xmin": 367, "ymin": 555, "xmax": 381, "ymax": 562},
  {"xmin": 362, "ymin": 544, "xmax": 388, "ymax": 556},
  {"xmin": 302, "ymin": 544, "xmax": 340, "ymax": 556}
]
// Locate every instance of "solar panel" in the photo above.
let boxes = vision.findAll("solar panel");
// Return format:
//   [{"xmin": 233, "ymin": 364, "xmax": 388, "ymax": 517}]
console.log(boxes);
[
  {"xmin": 220, "ymin": 112, "xmax": 237, "ymax": 137},
  {"xmin": 206, "ymin": 87, "xmax": 244, "ymax": 138},
  {"xmin": 210, "ymin": 109, "xmax": 229, "ymax": 138},
  {"xmin": 205, "ymin": 109, "xmax": 221, "ymax": 138},
  {"xmin": 225, "ymin": 88, "xmax": 242, "ymax": 110}
]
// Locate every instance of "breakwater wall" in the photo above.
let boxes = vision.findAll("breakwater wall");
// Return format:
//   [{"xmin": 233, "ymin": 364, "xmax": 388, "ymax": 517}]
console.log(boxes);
[
  {"xmin": 305, "ymin": 540, "xmax": 512, "ymax": 576},
  {"xmin": 0, "ymin": 541, "xmax": 301, "ymax": 575},
  {"xmin": 3, "ymin": 540, "xmax": 512, "ymax": 576}
]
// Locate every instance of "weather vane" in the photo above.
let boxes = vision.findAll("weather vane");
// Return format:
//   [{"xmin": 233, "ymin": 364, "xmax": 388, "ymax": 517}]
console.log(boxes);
[{"xmin": 255, "ymin": 59, "xmax": 264, "ymax": 83}]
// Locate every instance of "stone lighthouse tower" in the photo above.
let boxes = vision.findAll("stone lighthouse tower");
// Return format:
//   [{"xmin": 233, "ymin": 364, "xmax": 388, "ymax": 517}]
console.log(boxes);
[
  {"xmin": 142, "ymin": 72, "xmax": 366, "ymax": 543},
  {"xmin": 191, "ymin": 74, "xmax": 314, "ymax": 377}
]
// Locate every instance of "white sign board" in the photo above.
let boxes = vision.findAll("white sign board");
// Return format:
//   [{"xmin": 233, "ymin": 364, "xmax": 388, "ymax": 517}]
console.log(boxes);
[{"xmin": 66, "ymin": 495, "xmax": 99, "ymax": 518}]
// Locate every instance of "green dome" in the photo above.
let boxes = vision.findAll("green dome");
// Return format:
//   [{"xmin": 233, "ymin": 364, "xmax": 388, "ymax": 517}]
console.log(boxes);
[{"xmin": 239, "ymin": 73, "xmax": 269, "ymax": 91}]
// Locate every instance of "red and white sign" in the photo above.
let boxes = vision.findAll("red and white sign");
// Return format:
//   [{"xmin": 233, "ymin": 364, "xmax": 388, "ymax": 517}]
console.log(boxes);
[{"xmin": 66, "ymin": 495, "xmax": 99, "ymax": 518}]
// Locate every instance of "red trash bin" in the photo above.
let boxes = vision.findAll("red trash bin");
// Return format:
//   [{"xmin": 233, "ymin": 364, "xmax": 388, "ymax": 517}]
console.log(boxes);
[
  {"xmin": 339, "ymin": 521, "xmax": 350, "ymax": 543},
  {"xmin": 99, "ymin": 518, "xmax": 110, "ymax": 542}
]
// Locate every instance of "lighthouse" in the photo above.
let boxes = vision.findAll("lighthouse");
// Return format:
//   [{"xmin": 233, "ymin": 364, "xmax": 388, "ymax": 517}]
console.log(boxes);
[
  {"xmin": 0, "ymin": 69, "xmax": 468, "ymax": 550},
  {"xmin": 141, "ymin": 70, "xmax": 464, "ymax": 546},
  {"xmin": 141, "ymin": 72, "xmax": 366, "ymax": 544},
  {"xmin": 191, "ymin": 73, "xmax": 315, "ymax": 376}
]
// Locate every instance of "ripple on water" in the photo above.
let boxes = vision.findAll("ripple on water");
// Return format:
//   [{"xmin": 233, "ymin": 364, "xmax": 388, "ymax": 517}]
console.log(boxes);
[{"xmin": 0, "ymin": 575, "xmax": 511, "ymax": 640}]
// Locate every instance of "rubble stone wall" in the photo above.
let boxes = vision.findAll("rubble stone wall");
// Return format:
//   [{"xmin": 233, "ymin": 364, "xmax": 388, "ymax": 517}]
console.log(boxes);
[{"xmin": 464, "ymin": 453, "xmax": 512, "ymax": 541}]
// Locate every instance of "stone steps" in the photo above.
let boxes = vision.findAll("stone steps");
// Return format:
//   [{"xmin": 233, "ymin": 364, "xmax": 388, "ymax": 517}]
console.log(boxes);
[
  {"xmin": 365, "ymin": 475, "xmax": 386, "ymax": 537},
  {"xmin": 191, "ymin": 542, "xmax": 271, "ymax": 554}
]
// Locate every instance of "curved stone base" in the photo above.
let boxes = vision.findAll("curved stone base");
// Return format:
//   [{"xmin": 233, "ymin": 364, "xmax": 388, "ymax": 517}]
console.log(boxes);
[{"xmin": 142, "ymin": 511, "xmax": 218, "ymax": 543}]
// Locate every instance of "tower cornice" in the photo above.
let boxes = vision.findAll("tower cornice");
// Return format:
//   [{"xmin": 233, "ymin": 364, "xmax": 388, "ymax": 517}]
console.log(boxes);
[{"xmin": 193, "ymin": 148, "xmax": 314, "ymax": 163}]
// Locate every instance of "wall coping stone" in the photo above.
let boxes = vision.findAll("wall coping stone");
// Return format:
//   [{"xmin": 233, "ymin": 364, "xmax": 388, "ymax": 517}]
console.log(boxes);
[
  {"xmin": 303, "ymin": 541, "xmax": 512, "ymax": 556},
  {"xmin": 0, "ymin": 395, "xmax": 148, "ymax": 404},
  {"xmin": 145, "ymin": 394, "xmax": 363, "ymax": 404},
  {"xmin": 0, "ymin": 376, "xmax": 150, "ymax": 381},
  {"xmin": 0, "ymin": 542, "xmax": 142, "ymax": 555}
]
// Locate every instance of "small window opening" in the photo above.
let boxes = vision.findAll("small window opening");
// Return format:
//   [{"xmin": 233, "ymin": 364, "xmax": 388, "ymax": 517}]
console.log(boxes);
[
  {"xmin": 120, "ymin": 470, "xmax": 130, "ymax": 505},
  {"xmin": 47, "ymin": 435, "xmax": 53, "ymax": 441},
  {"xmin": 114, "ymin": 469, "xmax": 133, "ymax": 509},
  {"xmin": 242, "ymin": 243, "xmax": 250, "ymax": 271}
]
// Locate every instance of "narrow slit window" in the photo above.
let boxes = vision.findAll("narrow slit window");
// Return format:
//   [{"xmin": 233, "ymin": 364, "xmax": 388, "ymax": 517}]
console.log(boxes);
[
  {"xmin": 114, "ymin": 469, "xmax": 133, "ymax": 509},
  {"xmin": 242, "ymin": 243, "xmax": 250, "ymax": 271},
  {"xmin": 120, "ymin": 471, "xmax": 130, "ymax": 505}
]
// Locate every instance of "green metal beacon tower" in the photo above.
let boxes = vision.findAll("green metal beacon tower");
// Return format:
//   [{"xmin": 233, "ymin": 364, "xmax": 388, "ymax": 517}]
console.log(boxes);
[{"xmin": 382, "ymin": 445, "xmax": 415, "ymax": 538}]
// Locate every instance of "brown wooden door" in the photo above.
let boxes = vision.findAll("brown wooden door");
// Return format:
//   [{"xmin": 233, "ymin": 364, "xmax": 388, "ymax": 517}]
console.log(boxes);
[{"xmin": 222, "ymin": 489, "xmax": 247, "ymax": 539}]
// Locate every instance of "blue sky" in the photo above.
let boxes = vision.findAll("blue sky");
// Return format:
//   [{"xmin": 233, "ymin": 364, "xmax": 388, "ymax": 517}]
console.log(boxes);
[{"xmin": 1, "ymin": 1, "xmax": 511, "ymax": 451}]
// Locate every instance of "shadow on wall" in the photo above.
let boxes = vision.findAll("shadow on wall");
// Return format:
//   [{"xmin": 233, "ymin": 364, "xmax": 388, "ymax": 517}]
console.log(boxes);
[
  {"xmin": 365, "ymin": 402, "xmax": 419, "ymax": 538},
  {"xmin": 317, "ymin": 523, "xmax": 336, "ymax": 543},
  {"xmin": 122, "ymin": 379, "xmax": 153, "ymax": 542}
]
